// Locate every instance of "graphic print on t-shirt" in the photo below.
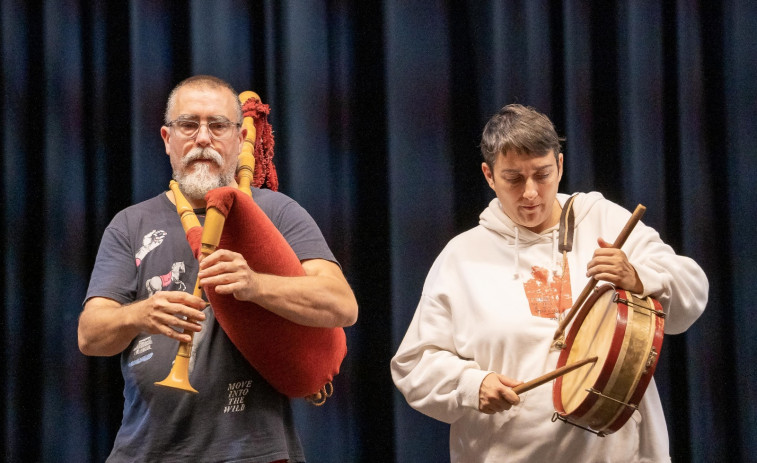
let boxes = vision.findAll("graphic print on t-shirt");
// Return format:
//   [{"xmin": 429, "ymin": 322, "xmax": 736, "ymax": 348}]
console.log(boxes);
[
  {"xmin": 145, "ymin": 261, "xmax": 187, "ymax": 295},
  {"xmin": 135, "ymin": 229, "xmax": 168, "ymax": 266},
  {"xmin": 523, "ymin": 262, "xmax": 573, "ymax": 319},
  {"xmin": 224, "ymin": 379, "xmax": 255, "ymax": 413},
  {"xmin": 128, "ymin": 336, "xmax": 154, "ymax": 367}
]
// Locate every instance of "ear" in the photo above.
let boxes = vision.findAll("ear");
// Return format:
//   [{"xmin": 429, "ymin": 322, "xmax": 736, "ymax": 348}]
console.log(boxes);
[
  {"xmin": 161, "ymin": 126, "xmax": 171, "ymax": 155},
  {"xmin": 237, "ymin": 127, "xmax": 248, "ymax": 155},
  {"xmin": 481, "ymin": 162, "xmax": 495, "ymax": 189},
  {"xmin": 557, "ymin": 152, "xmax": 564, "ymax": 182}
]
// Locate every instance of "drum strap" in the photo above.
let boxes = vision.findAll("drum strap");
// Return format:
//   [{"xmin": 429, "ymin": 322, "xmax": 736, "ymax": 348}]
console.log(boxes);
[{"xmin": 558, "ymin": 194, "xmax": 578, "ymax": 253}]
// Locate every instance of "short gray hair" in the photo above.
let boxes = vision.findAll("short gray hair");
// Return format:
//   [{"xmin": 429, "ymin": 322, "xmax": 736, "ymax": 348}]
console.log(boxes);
[
  {"xmin": 164, "ymin": 75, "xmax": 243, "ymax": 125},
  {"xmin": 480, "ymin": 104, "xmax": 563, "ymax": 168}
]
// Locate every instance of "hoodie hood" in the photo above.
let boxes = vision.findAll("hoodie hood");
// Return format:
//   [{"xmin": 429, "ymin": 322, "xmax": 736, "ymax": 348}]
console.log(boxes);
[
  {"xmin": 479, "ymin": 191, "xmax": 606, "ymax": 280},
  {"xmin": 479, "ymin": 191, "xmax": 606, "ymax": 241}
]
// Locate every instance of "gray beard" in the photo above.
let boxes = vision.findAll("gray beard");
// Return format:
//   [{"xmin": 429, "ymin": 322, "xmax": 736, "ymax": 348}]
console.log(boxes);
[{"xmin": 173, "ymin": 148, "xmax": 236, "ymax": 200}]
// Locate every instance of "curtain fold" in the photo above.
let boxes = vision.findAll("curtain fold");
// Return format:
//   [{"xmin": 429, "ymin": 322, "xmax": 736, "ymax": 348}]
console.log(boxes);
[{"xmin": 1, "ymin": 1, "xmax": 754, "ymax": 461}]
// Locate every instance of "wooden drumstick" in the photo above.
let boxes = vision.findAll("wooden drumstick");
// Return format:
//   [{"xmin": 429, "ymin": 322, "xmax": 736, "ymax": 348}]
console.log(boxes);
[
  {"xmin": 553, "ymin": 204, "xmax": 647, "ymax": 342},
  {"xmin": 512, "ymin": 356, "xmax": 598, "ymax": 395}
]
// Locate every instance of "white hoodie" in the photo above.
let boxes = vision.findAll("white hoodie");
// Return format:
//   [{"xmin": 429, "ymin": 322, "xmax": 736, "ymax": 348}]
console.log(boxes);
[{"xmin": 391, "ymin": 192, "xmax": 707, "ymax": 463}]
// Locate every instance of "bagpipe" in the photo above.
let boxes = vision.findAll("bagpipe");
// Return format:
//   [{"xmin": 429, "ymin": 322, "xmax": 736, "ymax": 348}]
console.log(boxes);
[
  {"xmin": 155, "ymin": 91, "xmax": 347, "ymax": 404},
  {"xmin": 505, "ymin": 204, "xmax": 665, "ymax": 436}
]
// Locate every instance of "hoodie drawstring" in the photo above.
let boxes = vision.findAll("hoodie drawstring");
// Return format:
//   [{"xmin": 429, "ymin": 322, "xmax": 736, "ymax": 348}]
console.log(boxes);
[
  {"xmin": 512, "ymin": 226, "xmax": 520, "ymax": 279},
  {"xmin": 548, "ymin": 229, "xmax": 559, "ymax": 283}
]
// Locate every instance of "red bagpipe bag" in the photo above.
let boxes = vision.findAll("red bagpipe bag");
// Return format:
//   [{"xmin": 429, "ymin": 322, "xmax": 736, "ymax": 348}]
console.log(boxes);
[{"xmin": 185, "ymin": 187, "xmax": 347, "ymax": 398}]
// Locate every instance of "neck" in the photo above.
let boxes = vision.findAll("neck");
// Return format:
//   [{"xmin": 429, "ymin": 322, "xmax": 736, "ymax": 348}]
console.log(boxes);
[
  {"xmin": 166, "ymin": 178, "xmax": 239, "ymax": 209},
  {"xmin": 548, "ymin": 198, "xmax": 563, "ymax": 228},
  {"xmin": 166, "ymin": 189, "xmax": 206, "ymax": 210}
]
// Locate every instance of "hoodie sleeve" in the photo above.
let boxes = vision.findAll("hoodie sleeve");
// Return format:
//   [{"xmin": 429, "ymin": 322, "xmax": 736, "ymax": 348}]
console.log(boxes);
[
  {"xmin": 391, "ymin": 287, "xmax": 491, "ymax": 424},
  {"xmin": 603, "ymin": 201, "xmax": 708, "ymax": 334}
]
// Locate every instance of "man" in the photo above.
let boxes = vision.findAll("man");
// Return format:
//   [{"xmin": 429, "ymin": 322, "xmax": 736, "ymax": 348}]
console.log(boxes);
[
  {"xmin": 391, "ymin": 104, "xmax": 707, "ymax": 462},
  {"xmin": 78, "ymin": 75, "xmax": 358, "ymax": 462}
]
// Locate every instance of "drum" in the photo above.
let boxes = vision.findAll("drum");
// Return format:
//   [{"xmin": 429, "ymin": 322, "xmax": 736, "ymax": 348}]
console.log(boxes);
[{"xmin": 552, "ymin": 284, "xmax": 665, "ymax": 435}]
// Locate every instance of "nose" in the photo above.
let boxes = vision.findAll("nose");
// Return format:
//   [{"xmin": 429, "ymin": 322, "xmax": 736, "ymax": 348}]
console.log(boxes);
[
  {"xmin": 523, "ymin": 177, "xmax": 538, "ymax": 200},
  {"xmin": 194, "ymin": 123, "xmax": 213, "ymax": 146}
]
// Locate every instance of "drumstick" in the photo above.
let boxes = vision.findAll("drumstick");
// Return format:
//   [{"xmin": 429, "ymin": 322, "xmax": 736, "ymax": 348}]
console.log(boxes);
[
  {"xmin": 512, "ymin": 356, "xmax": 598, "ymax": 395},
  {"xmin": 553, "ymin": 204, "xmax": 646, "ymax": 341}
]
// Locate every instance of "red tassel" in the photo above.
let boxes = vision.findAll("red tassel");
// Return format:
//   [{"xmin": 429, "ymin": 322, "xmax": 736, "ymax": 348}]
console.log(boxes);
[{"xmin": 241, "ymin": 97, "xmax": 279, "ymax": 192}]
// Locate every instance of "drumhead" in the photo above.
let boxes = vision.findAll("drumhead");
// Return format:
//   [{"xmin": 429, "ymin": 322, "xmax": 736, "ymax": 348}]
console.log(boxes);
[{"xmin": 559, "ymin": 286, "xmax": 616, "ymax": 414}]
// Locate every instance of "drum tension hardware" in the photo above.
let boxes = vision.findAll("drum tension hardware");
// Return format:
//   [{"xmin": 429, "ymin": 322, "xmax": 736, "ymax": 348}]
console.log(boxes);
[
  {"xmin": 585, "ymin": 387, "xmax": 639, "ymax": 411},
  {"xmin": 552, "ymin": 385, "xmax": 641, "ymax": 437},
  {"xmin": 644, "ymin": 347, "xmax": 659, "ymax": 374},
  {"xmin": 552, "ymin": 412, "xmax": 607, "ymax": 437},
  {"xmin": 612, "ymin": 293, "xmax": 666, "ymax": 318}
]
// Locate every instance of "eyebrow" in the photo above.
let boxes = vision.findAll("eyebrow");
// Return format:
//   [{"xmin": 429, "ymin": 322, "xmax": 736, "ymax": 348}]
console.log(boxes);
[
  {"xmin": 501, "ymin": 164, "xmax": 554, "ymax": 175},
  {"xmin": 176, "ymin": 114, "xmax": 233, "ymax": 122}
]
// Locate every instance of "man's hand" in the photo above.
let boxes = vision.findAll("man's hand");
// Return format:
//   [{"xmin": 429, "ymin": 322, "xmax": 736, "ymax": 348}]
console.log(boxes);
[
  {"xmin": 197, "ymin": 249, "xmax": 258, "ymax": 302},
  {"xmin": 131, "ymin": 291, "xmax": 207, "ymax": 343},
  {"xmin": 78, "ymin": 292, "xmax": 207, "ymax": 357},
  {"xmin": 479, "ymin": 372, "xmax": 522, "ymax": 414},
  {"xmin": 586, "ymin": 237, "xmax": 644, "ymax": 294},
  {"xmin": 197, "ymin": 250, "xmax": 357, "ymax": 328}
]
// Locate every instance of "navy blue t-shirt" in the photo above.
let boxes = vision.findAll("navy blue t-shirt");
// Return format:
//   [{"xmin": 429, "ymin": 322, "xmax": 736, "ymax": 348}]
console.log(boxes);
[{"xmin": 85, "ymin": 189, "xmax": 336, "ymax": 463}]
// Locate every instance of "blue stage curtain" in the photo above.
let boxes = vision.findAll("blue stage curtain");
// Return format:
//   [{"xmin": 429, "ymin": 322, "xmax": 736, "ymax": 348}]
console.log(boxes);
[{"xmin": 1, "ymin": 1, "xmax": 755, "ymax": 461}]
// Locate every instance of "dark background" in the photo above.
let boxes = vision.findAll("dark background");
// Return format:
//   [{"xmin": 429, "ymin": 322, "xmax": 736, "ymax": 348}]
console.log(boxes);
[{"xmin": 2, "ymin": 1, "xmax": 755, "ymax": 462}]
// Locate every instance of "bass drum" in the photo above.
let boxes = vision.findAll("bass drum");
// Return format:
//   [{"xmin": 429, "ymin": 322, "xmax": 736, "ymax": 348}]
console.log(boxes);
[{"xmin": 552, "ymin": 284, "xmax": 664, "ymax": 435}]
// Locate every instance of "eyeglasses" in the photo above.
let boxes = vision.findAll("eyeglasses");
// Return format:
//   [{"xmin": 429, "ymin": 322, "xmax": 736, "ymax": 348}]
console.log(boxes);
[{"xmin": 166, "ymin": 118, "xmax": 241, "ymax": 141}]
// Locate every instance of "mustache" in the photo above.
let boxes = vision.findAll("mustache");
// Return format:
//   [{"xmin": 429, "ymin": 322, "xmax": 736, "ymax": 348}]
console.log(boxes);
[{"xmin": 182, "ymin": 147, "xmax": 224, "ymax": 168}]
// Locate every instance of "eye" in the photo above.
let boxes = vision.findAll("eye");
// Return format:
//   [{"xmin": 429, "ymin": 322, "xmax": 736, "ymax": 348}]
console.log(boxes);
[
  {"xmin": 208, "ymin": 122, "xmax": 232, "ymax": 136},
  {"xmin": 176, "ymin": 120, "xmax": 199, "ymax": 133},
  {"xmin": 505, "ymin": 176, "xmax": 523, "ymax": 184}
]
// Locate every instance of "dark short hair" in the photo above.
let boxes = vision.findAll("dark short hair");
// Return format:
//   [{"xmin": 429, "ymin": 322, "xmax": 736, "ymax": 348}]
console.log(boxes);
[
  {"xmin": 480, "ymin": 104, "xmax": 563, "ymax": 167},
  {"xmin": 164, "ymin": 75, "xmax": 243, "ymax": 124}
]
